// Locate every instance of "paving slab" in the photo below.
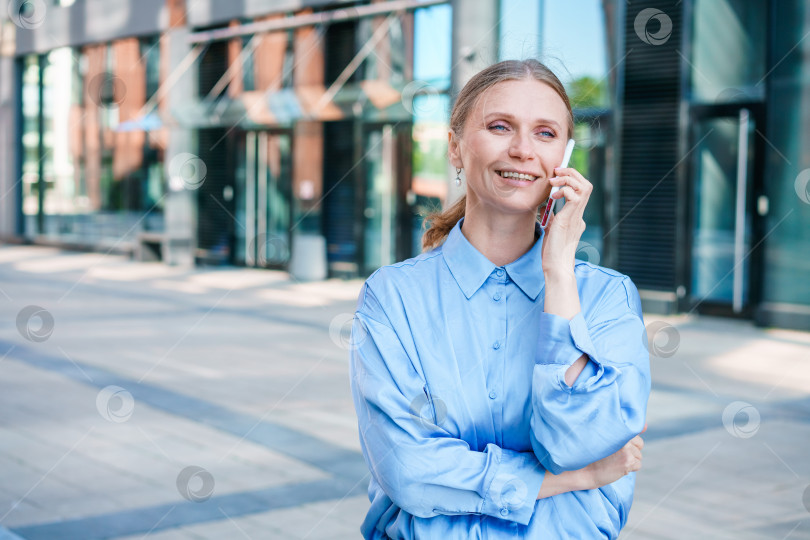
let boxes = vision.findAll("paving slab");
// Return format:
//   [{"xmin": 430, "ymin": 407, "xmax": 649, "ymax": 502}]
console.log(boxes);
[{"xmin": 1, "ymin": 245, "xmax": 809, "ymax": 539}]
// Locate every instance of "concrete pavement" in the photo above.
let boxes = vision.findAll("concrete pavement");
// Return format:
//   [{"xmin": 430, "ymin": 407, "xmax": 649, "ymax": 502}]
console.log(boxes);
[{"xmin": 0, "ymin": 244, "xmax": 809, "ymax": 539}]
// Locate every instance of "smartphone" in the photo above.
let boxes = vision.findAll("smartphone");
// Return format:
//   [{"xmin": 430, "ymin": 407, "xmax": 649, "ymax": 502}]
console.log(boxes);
[{"xmin": 540, "ymin": 139, "xmax": 576, "ymax": 229}]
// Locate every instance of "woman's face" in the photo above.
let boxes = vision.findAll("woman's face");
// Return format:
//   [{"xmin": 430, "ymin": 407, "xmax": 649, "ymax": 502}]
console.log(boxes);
[{"xmin": 449, "ymin": 78, "xmax": 570, "ymax": 216}]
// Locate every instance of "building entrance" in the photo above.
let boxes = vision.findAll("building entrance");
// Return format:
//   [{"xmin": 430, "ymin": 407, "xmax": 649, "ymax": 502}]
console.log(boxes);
[
  {"xmin": 688, "ymin": 105, "xmax": 765, "ymax": 317},
  {"xmin": 234, "ymin": 130, "xmax": 293, "ymax": 268}
]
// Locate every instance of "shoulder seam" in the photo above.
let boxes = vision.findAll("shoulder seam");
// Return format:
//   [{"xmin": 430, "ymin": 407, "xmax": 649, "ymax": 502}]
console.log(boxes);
[
  {"xmin": 386, "ymin": 248, "xmax": 443, "ymax": 270},
  {"xmin": 574, "ymin": 260, "xmax": 627, "ymax": 279},
  {"xmin": 355, "ymin": 280, "xmax": 398, "ymax": 330},
  {"xmin": 364, "ymin": 248, "xmax": 443, "ymax": 289}
]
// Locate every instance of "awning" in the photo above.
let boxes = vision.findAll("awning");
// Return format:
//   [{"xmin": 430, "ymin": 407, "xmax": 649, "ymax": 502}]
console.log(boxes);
[{"xmin": 169, "ymin": 80, "xmax": 413, "ymax": 128}]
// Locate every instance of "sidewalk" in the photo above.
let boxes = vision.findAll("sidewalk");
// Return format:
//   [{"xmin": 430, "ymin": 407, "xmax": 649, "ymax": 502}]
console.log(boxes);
[{"xmin": 0, "ymin": 245, "xmax": 808, "ymax": 539}]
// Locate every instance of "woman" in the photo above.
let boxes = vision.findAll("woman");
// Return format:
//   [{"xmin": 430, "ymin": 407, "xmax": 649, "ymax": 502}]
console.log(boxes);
[{"xmin": 349, "ymin": 59, "xmax": 651, "ymax": 539}]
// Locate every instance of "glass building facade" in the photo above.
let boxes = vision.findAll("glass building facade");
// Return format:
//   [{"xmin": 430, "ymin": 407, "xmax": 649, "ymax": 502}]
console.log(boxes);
[
  {"xmin": 20, "ymin": 38, "xmax": 165, "ymax": 248},
  {"xmin": 2, "ymin": 0, "xmax": 809, "ymax": 330}
]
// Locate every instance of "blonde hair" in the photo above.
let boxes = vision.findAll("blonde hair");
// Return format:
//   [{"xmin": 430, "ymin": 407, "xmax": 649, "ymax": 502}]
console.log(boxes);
[{"xmin": 421, "ymin": 59, "xmax": 574, "ymax": 252}]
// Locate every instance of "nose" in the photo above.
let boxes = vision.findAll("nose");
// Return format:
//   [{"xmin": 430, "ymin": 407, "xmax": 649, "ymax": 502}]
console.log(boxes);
[{"xmin": 508, "ymin": 131, "xmax": 534, "ymax": 160}]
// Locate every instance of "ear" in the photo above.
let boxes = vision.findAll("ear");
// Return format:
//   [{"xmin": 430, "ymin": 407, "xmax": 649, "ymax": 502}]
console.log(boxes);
[{"xmin": 447, "ymin": 130, "xmax": 463, "ymax": 169}]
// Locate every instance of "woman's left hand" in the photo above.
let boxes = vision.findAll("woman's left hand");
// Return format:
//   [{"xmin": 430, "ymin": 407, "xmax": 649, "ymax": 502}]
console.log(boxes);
[
  {"xmin": 582, "ymin": 427, "xmax": 646, "ymax": 490},
  {"xmin": 541, "ymin": 167, "xmax": 593, "ymax": 278}
]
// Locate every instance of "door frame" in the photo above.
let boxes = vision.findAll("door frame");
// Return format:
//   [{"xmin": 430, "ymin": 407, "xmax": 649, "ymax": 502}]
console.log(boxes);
[
  {"xmin": 239, "ymin": 128, "xmax": 294, "ymax": 270},
  {"xmin": 684, "ymin": 102, "xmax": 766, "ymax": 318},
  {"xmin": 357, "ymin": 120, "xmax": 414, "ymax": 276}
]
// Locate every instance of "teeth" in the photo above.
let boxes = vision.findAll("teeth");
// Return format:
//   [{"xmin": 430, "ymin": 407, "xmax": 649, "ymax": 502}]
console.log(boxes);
[{"xmin": 499, "ymin": 171, "xmax": 537, "ymax": 181}]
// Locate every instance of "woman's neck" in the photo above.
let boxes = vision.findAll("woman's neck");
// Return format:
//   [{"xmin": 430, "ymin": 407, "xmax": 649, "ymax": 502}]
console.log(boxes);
[{"xmin": 460, "ymin": 202, "xmax": 539, "ymax": 267}]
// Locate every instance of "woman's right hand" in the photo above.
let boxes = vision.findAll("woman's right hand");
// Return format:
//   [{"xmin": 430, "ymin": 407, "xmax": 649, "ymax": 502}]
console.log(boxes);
[{"xmin": 583, "ymin": 427, "xmax": 645, "ymax": 489}]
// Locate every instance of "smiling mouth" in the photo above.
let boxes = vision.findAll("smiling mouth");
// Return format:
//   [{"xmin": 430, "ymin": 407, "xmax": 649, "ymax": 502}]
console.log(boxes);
[{"xmin": 497, "ymin": 170, "xmax": 539, "ymax": 182}]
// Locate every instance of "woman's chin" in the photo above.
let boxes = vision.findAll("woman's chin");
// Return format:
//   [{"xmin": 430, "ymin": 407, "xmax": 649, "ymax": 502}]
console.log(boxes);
[{"xmin": 489, "ymin": 195, "xmax": 542, "ymax": 216}]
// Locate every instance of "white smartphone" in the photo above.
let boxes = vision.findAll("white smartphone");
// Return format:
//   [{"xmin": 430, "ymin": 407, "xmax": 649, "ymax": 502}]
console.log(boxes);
[{"xmin": 540, "ymin": 138, "xmax": 576, "ymax": 229}]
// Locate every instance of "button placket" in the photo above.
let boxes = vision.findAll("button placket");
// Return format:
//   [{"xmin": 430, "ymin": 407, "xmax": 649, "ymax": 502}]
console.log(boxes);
[{"xmin": 487, "ymin": 268, "xmax": 502, "ymax": 438}]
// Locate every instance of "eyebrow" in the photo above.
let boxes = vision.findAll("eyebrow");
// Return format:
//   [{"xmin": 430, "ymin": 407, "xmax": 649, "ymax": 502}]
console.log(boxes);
[{"xmin": 483, "ymin": 112, "xmax": 561, "ymax": 128}]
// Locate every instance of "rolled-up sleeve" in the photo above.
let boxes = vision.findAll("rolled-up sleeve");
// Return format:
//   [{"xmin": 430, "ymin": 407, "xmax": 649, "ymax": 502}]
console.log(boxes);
[
  {"xmin": 530, "ymin": 276, "xmax": 651, "ymax": 474},
  {"xmin": 350, "ymin": 283, "xmax": 546, "ymax": 526}
]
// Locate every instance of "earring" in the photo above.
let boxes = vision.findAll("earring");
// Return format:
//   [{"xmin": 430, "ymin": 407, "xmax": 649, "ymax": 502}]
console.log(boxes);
[{"xmin": 455, "ymin": 168, "xmax": 462, "ymax": 186}]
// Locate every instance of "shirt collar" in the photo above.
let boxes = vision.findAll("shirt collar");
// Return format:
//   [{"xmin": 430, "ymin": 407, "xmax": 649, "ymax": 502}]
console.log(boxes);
[{"xmin": 442, "ymin": 217, "xmax": 545, "ymax": 301}]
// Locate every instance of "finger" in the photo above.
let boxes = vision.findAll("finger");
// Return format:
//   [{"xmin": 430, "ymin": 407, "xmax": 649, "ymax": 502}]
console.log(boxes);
[
  {"xmin": 549, "ymin": 174, "xmax": 583, "ymax": 192},
  {"xmin": 554, "ymin": 167, "xmax": 592, "ymax": 193},
  {"xmin": 630, "ymin": 435, "xmax": 644, "ymax": 450},
  {"xmin": 625, "ymin": 444, "xmax": 641, "ymax": 459},
  {"xmin": 549, "ymin": 179, "xmax": 590, "ymax": 221},
  {"xmin": 550, "ymin": 186, "xmax": 581, "ymax": 202},
  {"xmin": 553, "ymin": 167, "xmax": 580, "ymax": 178},
  {"xmin": 642, "ymin": 423, "xmax": 648, "ymax": 434}
]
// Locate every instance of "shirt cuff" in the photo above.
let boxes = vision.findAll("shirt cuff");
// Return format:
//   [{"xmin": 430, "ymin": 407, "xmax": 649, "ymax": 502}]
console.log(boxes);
[
  {"xmin": 536, "ymin": 312, "xmax": 599, "ymax": 366},
  {"xmin": 481, "ymin": 447, "xmax": 546, "ymax": 526}
]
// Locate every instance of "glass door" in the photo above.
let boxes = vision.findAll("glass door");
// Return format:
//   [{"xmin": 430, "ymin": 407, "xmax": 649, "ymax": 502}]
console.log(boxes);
[
  {"xmin": 236, "ymin": 131, "xmax": 292, "ymax": 268},
  {"xmin": 363, "ymin": 125, "xmax": 398, "ymax": 272},
  {"xmin": 689, "ymin": 108, "xmax": 760, "ymax": 315}
]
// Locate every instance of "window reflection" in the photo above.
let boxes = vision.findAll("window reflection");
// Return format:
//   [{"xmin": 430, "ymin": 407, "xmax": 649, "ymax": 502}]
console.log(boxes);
[
  {"xmin": 22, "ymin": 37, "xmax": 165, "ymax": 242},
  {"xmin": 22, "ymin": 55, "xmax": 40, "ymax": 218},
  {"xmin": 691, "ymin": 0, "xmax": 766, "ymax": 103},
  {"xmin": 411, "ymin": 4, "xmax": 451, "ymax": 256}
]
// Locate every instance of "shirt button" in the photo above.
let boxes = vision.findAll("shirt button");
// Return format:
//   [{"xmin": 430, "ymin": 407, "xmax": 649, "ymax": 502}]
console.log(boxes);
[
  {"xmin": 493, "ymin": 292, "xmax": 501, "ymax": 301},
  {"xmin": 492, "ymin": 341, "xmax": 500, "ymax": 350},
  {"xmin": 489, "ymin": 391, "xmax": 497, "ymax": 399},
  {"xmin": 495, "ymin": 268, "xmax": 504, "ymax": 277},
  {"xmin": 500, "ymin": 508, "xmax": 509, "ymax": 517}
]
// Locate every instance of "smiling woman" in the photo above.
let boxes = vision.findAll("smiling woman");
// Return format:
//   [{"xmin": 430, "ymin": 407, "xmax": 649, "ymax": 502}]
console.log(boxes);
[
  {"xmin": 422, "ymin": 61, "xmax": 574, "ymax": 254},
  {"xmin": 349, "ymin": 60, "xmax": 651, "ymax": 540}
]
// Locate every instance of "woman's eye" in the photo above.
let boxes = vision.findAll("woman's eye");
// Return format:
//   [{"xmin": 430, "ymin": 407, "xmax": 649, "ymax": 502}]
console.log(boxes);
[
  {"xmin": 488, "ymin": 123, "xmax": 509, "ymax": 132},
  {"xmin": 537, "ymin": 129, "xmax": 556, "ymax": 138}
]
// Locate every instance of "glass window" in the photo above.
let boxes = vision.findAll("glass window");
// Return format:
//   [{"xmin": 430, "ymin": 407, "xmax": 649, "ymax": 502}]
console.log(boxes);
[
  {"xmin": 762, "ymin": 1, "xmax": 810, "ymax": 306},
  {"xmin": 539, "ymin": 0, "xmax": 613, "ymax": 260},
  {"xmin": 691, "ymin": 0, "xmax": 766, "ymax": 103},
  {"xmin": 241, "ymin": 35, "xmax": 255, "ymax": 92},
  {"xmin": 411, "ymin": 4, "xmax": 451, "ymax": 256},
  {"xmin": 325, "ymin": 20, "xmax": 362, "ymax": 85},
  {"xmin": 571, "ymin": 118, "xmax": 607, "ymax": 255},
  {"xmin": 42, "ymin": 48, "xmax": 79, "ymax": 217},
  {"xmin": 410, "ymin": 92, "xmax": 449, "ymax": 256},
  {"xmin": 198, "ymin": 39, "xmax": 229, "ymax": 98},
  {"xmin": 413, "ymin": 4, "xmax": 451, "ymax": 89},
  {"xmin": 388, "ymin": 15, "xmax": 405, "ymax": 85},
  {"xmin": 141, "ymin": 37, "xmax": 160, "ymax": 101},
  {"xmin": 360, "ymin": 14, "xmax": 406, "ymax": 84},
  {"xmin": 21, "ymin": 54, "xmax": 40, "ymax": 212},
  {"xmin": 541, "ymin": 0, "xmax": 610, "ymax": 108},
  {"xmin": 23, "ymin": 39, "xmax": 165, "ymax": 243},
  {"xmin": 282, "ymin": 30, "xmax": 294, "ymax": 89},
  {"xmin": 498, "ymin": 0, "xmax": 541, "ymax": 61}
]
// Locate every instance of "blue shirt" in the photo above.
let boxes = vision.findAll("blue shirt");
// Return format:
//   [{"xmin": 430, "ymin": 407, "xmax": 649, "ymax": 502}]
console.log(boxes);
[{"xmin": 349, "ymin": 217, "xmax": 651, "ymax": 539}]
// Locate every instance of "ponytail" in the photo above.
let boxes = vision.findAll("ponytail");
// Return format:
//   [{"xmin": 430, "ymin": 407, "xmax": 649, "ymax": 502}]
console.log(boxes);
[{"xmin": 421, "ymin": 194, "xmax": 466, "ymax": 252}]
